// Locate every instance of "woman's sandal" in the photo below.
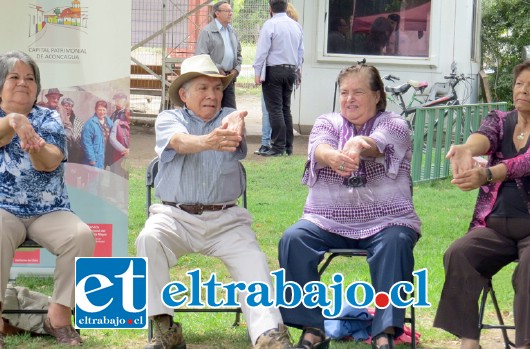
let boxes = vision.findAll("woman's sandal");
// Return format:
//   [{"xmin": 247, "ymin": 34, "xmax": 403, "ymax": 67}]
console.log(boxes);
[
  {"xmin": 372, "ymin": 333, "xmax": 394, "ymax": 349},
  {"xmin": 292, "ymin": 327, "xmax": 330, "ymax": 349}
]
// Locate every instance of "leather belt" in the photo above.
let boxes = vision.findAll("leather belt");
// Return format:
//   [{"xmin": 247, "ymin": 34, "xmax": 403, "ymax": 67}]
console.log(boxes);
[
  {"xmin": 162, "ymin": 202, "xmax": 236, "ymax": 215},
  {"xmin": 270, "ymin": 64, "xmax": 295, "ymax": 69}
]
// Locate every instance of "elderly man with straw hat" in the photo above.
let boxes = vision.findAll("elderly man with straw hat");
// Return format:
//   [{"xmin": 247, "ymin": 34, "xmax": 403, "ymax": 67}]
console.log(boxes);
[
  {"xmin": 37, "ymin": 88, "xmax": 63, "ymax": 110},
  {"xmin": 135, "ymin": 54, "xmax": 292, "ymax": 349}
]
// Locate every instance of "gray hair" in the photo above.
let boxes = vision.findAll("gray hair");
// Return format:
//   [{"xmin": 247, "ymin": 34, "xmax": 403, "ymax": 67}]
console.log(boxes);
[
  {"xmin": 212, "ymin": 1, "xmax": 230, "ymax": 19},
  {"xmin": 181, "ymin": 79, "xmax": 193, "ymax": 93},
  {"xmin": 61, "ymin": 97, "xmax": 75, "ymax": 106},
  {"xmin": 0, "ymin": 50, "xmax": 41, "ymax": 103}
]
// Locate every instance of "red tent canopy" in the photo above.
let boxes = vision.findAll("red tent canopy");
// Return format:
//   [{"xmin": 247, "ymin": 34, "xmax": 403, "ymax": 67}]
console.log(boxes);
[{"xmin": 352, "ymin": 2, "xmax": 431, "ymax": 33}]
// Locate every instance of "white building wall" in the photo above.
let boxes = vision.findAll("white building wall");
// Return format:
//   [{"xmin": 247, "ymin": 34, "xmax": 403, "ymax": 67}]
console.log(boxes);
[{"xmin": 291, "ymin": 0, "xmax": 481, "ymax": 134}]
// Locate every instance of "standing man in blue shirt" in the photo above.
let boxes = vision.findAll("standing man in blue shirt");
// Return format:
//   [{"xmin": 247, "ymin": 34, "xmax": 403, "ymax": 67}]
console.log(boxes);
[
  {"xmin": 196, "ymin": 0, "xmax": 242, "ymax": 109},
  {"xmin": 253, "ymin": 0, "xmax": 304, "ymax": 157}
]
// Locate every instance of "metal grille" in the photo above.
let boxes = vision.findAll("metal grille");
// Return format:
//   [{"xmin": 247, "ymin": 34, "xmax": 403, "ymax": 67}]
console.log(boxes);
[
  {"xmin": 411, "ymin": 103, "xmax": 508, "ymax": 183},
  {"xmin": 130, "ymin": 0, "xmax": 270, "ymax": 116}
]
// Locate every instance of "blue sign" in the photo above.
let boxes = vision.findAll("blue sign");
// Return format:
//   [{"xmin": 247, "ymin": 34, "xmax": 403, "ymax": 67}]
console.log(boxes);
[{"xmin": 75, "ymin": 257, "xmax": 147, "ymax": 329}]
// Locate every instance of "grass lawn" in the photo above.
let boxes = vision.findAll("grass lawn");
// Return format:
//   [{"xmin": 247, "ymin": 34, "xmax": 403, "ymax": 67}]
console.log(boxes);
[{"xmin": 7, "ymin": 155, "xmax": 516, "ymax": 348}]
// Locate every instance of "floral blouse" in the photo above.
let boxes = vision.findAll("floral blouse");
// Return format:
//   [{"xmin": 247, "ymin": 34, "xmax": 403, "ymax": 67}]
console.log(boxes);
[
  {"xmin": 301, "ymin": 111, "xmax": 421, "ymax": 239},
  {"xmin": 0, "ymin": 106, "xmax": 70, "ymax": 218}
]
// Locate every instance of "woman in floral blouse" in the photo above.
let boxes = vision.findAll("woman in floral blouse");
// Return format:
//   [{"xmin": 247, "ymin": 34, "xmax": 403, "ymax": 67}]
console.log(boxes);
[{"xmin": 0, "ymin": 50, "xmax": 94, "ymax": 347}]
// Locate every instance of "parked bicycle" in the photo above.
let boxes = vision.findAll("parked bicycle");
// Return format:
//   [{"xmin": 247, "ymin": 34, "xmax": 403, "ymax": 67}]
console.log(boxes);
[
  {"xmin": 384, "ymin": 62, "xmax": 473, "ymax": 138},
  {"xmin": 383, "ymin": 74, "xmax": 429, "ymax": 125}
]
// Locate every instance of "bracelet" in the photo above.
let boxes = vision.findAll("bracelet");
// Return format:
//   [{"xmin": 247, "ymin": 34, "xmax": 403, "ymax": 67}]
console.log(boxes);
[{"xmin": 485, "ymin": 167, "xmax": 493, "ymax": 183}]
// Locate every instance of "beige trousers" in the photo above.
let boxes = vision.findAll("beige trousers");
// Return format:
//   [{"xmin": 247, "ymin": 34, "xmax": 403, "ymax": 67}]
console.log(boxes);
[
  {"xmin": 136, "ymin": 203, "xmax": 283, "ymax": 345},
  {"xmin": 0, "ymin": 209, "xmax": 95, "ymax": 312}
]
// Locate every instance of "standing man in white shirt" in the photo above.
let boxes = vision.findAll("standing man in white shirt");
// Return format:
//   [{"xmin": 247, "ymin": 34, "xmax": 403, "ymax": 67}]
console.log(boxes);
[
  {"xmin": 253, "ymin": 0, "xmax": 304, "ymax": 157},
  {"xmin": 196, "ymin": 1, "xmax": 242, "ymax": 109}
]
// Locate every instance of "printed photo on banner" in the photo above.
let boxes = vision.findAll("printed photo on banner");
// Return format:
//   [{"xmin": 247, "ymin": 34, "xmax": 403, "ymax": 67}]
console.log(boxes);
[{"xmin": 5, "ymin": 0, "xmax": 131, "ymax": 277}]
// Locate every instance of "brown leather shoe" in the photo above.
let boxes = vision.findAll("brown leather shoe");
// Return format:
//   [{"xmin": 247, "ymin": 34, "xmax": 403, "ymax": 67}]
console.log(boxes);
[
  {"xmin": 43, "ymin": 318, "xmax": 82, "ymax": 345},
  {"xmin": 144, "ymin": 317, "xmax": 186, "ymax": 349},
  {"xmin": 255, "ymin": 324, "xmax": 292, "ymax": 349}
]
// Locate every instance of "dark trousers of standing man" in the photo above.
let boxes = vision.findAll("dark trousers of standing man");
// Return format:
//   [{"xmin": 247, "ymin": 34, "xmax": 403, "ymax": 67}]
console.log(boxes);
[
  {"xmin": 222, "ymin": 80, "xmax": 237, "ymax": 109},
  {"xmin": 262, "ymin": 65, "xmax": 296, "ymax": 154}
]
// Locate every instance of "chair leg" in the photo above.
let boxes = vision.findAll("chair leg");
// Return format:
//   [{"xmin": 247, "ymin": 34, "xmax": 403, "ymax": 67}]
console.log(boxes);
[
  {"xmin": 317, "ymin": 253, "xmax": 340, "ymax": 277},
  {"xmin": 478, "ymin": 279, "xmax": 515, "ymax": 349},
  {"xmin": 488, "ymin": 284, "xmax": 514, "ymax": 349},
  {"xmin": 147, "ymin": 319, "xmax": 153, "ymax": 342},
  {"xmin": 478, "ymin": 281, "xmax": 490, "ymax": 339},
  {"xmin": 232, "ymin": 310, "xmax": 241, "ymax": 327}
]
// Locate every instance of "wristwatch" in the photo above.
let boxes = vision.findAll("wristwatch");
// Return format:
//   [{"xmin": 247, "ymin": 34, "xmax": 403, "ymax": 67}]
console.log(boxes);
[{"xmin": 485, "ymin": 167, "xmax": 493, "ymax": 183}]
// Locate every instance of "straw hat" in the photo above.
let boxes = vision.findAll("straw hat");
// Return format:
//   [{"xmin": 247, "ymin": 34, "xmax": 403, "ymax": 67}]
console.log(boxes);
[
  {"xmin": 45, "ymin": 88, "xmax": 63, "ymax": 97},
  {"xmin": 168, "ymin": 54, "xmax": 234, "ymax": 107}
]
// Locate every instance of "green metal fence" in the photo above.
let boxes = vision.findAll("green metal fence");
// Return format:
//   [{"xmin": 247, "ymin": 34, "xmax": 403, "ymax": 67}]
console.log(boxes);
[{"xmin": 411, "ymin": 102, "xmax": 509, "ymax": 183}]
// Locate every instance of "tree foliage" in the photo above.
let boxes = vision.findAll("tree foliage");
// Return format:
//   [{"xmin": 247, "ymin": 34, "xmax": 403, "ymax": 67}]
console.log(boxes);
[{"xmin": 481, "ymin": 0, "xmax": 530, "ymax": 104}]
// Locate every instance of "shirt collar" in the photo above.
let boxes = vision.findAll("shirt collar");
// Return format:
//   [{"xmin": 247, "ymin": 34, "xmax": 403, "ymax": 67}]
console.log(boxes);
[
  {"xmin": 272, "ymin": 12, "xmax": 288, "ymax": 18},
  {"xmin": 215, "ymin": 18, "xmax": 229, "ymax": 31},
  {"xmin": 183, "ymin": 106, "xmax": 223, "ymax": 124}
]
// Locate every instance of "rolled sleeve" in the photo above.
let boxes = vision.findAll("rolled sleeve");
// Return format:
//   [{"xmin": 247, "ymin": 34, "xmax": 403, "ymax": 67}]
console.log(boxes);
[
  {"xmin": 154, "ymin": 110, "xmax": 189, "ymax": 160},
  {"xmin": 370, "ymin": 116, "xmax": 411, "ymax": 178},
  {"xmin": 502, "ymin": 151, "xmax": 530, "ymax": 179},
  {"xmin": 305, "ymin": 114, "xmax": 340, "ymax": 186}
]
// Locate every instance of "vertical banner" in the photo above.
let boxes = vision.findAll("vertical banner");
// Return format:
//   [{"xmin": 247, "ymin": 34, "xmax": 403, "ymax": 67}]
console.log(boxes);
[{"xmin": 1, "ymin": 0, "xmax": 131, "ymax": 276}]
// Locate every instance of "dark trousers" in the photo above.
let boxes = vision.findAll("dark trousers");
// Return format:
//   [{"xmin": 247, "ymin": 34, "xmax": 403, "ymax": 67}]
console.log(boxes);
[
  {"xmin": 278, "ymin": 219, "xmax": 418, "ymax": 337},
  {"xmin": 262, "ymin": 66, "xmax": 296, "ymax": 153},
  {"xmin": 222, "ymin": 80, "xmax": 236, "ymax": 109},
  {"xmin": 433, "ymin": 217, "xmax": 530, "ymax": 347}
]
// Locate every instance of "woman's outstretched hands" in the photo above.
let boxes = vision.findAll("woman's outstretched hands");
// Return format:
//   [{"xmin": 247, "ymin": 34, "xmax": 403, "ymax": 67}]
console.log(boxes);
[
  {"xmin": 447, "ymin": 144, "xmax": 489, "ymax": 191},
  {"xmin": 343, "ymin": 136, "xmax": 371, "ymax": 156},
  {"xmin": 332, "ymin": 136, "xmax": 371, "ymax": 177},
  {"xmin": 8, "ymin": 113, "xmax": 45, "ymax": 152},
  {"xmin": 446, "ymin": 144, "xmax": 475, "ymax": 176}
]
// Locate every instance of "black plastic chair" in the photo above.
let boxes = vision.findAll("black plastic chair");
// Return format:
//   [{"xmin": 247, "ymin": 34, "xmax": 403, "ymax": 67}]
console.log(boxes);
[
  {"xmin": 145, "ymin": 157, "xmax": 244, "ymax": 340},
  {"xmin": 318, "ymin": 248, "xmax": 416, "ymax": 349},
  {"xmin": 478, "ymin": 262, "xmax": 518, "ymax": 349}
]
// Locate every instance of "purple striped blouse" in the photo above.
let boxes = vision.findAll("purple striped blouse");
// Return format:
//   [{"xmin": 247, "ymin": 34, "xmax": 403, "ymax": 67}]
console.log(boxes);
[{"xmin": 300, "ymin": 111, "xmax": 421, "ymax": 239}]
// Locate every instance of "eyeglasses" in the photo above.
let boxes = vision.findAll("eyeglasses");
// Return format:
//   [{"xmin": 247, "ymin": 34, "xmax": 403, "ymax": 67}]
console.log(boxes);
[{"xmin": 217, "ymin": 9, "xmax": 233, "ymax": 13}]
